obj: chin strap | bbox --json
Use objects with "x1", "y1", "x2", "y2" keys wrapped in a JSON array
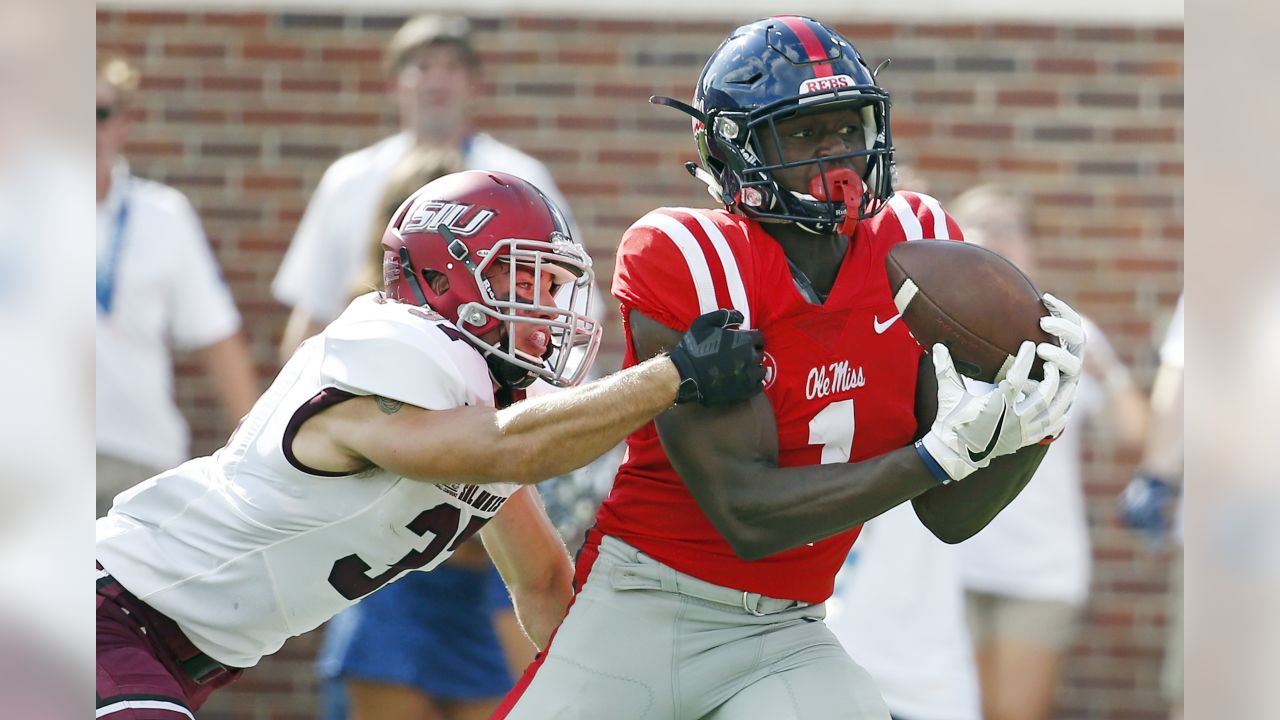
[
  {"x1": 684, "y1": 162, "x2": 726, "y2": 202},
  {"x1": 486, "y1": 350, "x2": 537, "y2": 391}
]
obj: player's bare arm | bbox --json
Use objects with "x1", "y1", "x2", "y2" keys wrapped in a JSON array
[
  {"x1": 292, "y1": 309, "x2": 765, "y2": 486},
  {"x1": 291, "y1": 354, "x2": 681, "y2": 484},
  {"x1": 632, "y1": 309, "x2": 940, "y2": 560},
  {"x1": 479, "y1": 486, "x2": 573, "y2": 650}
]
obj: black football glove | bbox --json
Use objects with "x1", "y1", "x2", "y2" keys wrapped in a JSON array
[{"x1": 667, "y1": 309, "x2": 766, "y2": 406}]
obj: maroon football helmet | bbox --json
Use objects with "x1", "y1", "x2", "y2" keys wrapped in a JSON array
[{"x1": 381, "y1": 170, "x2": 600, "y2": 389}]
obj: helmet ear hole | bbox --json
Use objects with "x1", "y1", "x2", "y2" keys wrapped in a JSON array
[{"x1": 424, "y1": 270, "x2": 450, "y2": 295}]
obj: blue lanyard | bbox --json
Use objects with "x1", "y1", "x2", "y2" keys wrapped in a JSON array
[{"x1": 97, "y1": 185, "x2": 130, "y2": 314}]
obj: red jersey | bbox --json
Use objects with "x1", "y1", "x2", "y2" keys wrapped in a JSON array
[{"x1": 594, "y1": 192, "x2": 964, "y2": 603}]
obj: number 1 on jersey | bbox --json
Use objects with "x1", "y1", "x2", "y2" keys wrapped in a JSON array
[{"x1": 808, "y1": 399, "x2": 855, "y2": 464}]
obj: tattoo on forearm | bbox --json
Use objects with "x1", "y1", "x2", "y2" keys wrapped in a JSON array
[{"x1": 376, "y1": 396, "x2": 404, "y2": 415}]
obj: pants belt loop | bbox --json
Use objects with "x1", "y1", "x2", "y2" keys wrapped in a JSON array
[
  {"x1": 742, "y1": 592, "x2": 767, "y2": 616},
  {"x1": 658, "y1": 561, "x2": 679, "y2": 594}
]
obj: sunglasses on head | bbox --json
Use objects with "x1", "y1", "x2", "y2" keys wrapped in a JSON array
[{"x1": 96, "y1": 105, "x2": 115, "y2": 123}]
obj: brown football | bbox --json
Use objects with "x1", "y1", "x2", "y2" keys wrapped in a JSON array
[{"x1": 886, "y1": 240, "x2": 1055, "y2": 384}]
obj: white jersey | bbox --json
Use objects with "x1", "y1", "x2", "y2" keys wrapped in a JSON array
[{"x1": 96, "y1": 294, "x2": 519, "y2": 668}]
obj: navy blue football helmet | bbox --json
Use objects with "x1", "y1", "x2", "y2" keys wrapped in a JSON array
[{"x1": 653, "y1": 16, "x2": 895, "y2": 235}]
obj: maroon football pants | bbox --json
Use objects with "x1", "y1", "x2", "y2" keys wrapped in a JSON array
[{"x1": 96, "y1": 567, "x2": 241, "y2": 718}]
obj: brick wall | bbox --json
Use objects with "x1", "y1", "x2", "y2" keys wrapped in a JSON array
[{"x1": 96, "y1": 10, "x2": 1182, "y2": 719}]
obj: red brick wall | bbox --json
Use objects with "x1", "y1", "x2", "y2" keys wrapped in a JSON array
[{"x1": 96, "y1": 10, "x2": 1182, "y2": 719}]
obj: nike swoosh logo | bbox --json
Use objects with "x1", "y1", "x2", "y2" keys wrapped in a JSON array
[
  {"x1": 873, "y1": 313, "x2": 902, "y2": 334},
  {"x1": 967, "y1": 404, "x2": 1007, "y2": 463}
]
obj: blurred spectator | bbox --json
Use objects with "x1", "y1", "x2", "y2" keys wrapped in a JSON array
[
  {"x1": 95, "y1": 55, "x2": 257, "y2": 517},
  {"x1": 1119, "y1": 293, "x2": 1184, "y2": 720},
  {"x1": 950, "y1": 184, "x2": 1148, "y2": 720},
  {"x1": 272, "y1": 14, "x2": 576, "y2": 361},
  {"x1": 827, "y1": 503, "x2": 981, "y2": 720},
  {"x1": 824, "y1": 167, "x2": 980, "y2": 720},
  {"x1": 319, "y1": 544, "x2": 532, "y2": 720}
]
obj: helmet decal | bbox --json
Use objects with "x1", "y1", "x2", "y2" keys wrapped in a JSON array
[
  {"x1": 774, "y1": 15, "x2": 838, "y2": 72},
  {"x1": 401, "y1": 200, "x2": 497, "y2": 237},
  {"x1": 798, "y1": 75, "x2": 856, "y2": 100}
]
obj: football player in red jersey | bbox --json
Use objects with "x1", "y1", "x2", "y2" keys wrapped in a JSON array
[{"x1": 495, "y1": 17, "x2": 1086, "y2": 719}]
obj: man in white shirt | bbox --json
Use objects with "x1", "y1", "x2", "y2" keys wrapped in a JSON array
[
  {"x1": 95, "y1": 55, "x2": 258, "y2": 517},
  {"x1": 273, "y1": 14, "x2": 576, "y2": 360}
]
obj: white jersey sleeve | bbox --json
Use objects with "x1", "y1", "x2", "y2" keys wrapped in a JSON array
[{"x1": 319, "y1": 305, "x2": 483, "y2": 411}]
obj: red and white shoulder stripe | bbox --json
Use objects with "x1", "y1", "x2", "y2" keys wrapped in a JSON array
[
  {"x1": 879, "y1": 191, "x2": 965, "y2": 242},
  {"x1": 629, "y1": 208, "x2": 755, "y2": 329}
]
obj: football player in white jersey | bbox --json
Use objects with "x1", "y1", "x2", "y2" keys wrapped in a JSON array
[{"x1": 95, "y1": 170, "x2": 766, "y2": 719}]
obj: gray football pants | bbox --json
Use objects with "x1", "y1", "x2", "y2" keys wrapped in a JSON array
[{"x1": 498, "y1": 534, "x2": 890, "y2": 719}]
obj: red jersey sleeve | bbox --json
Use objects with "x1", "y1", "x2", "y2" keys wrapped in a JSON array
[
  {"x1": 613, "y1": 208, "x2": 754, "y2": 332},
  {"x1": 878, "y1": 191, "x2": 966, "y2": 243}
]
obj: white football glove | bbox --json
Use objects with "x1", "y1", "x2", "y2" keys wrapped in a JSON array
[
  {"x1": 916, "y1": 342, "x2": 1033, "y2": 483},
  {"x1": 1034, "y1": 293, "x2": 1088, "y2": 440},
  {"x1": 990, "y1": 344, "x2": 1064, "y2": 457}
]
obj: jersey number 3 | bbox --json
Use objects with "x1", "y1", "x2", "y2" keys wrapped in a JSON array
[
  {"x1": 809, "y1": 399, "x2": 856, "y2": 464},
  {"x1": 328, "y1": 504, "x2": 488, "y2": 601}
]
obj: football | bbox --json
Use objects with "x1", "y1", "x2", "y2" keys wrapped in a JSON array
[{"x1": 886, "y1": 240, "x2": 1055, "y2": 384}]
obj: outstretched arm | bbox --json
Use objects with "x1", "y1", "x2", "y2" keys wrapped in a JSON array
[
  {"x1": 292, "y1": 309, "x2": 765, "y2": 486},
  {"x1": 299, "y1": 354, "x2": 683, "y2": 485}
]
